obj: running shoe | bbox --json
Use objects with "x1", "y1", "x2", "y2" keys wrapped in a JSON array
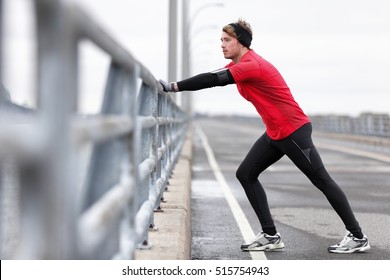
[
  {"x1": 241, "y1": 232, "x2": 285, "y2": 251},
  {"x1": 328, "y1": 231, "x2": 370, "y2": 253}
]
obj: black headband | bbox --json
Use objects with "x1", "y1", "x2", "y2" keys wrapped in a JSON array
[{"x1": 228, "y1": 23, "x2": 252, "y2": 48}]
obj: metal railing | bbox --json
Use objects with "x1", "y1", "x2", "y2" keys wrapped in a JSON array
[
  {"x1": 310, "y1": 113, "x2": 390, "y2": 138},
  {"x1": 215, "y1": 113, "x2": 390, "y2": 139},
  {"x1": 0, "y1": 0, "x2": 188, "y2": 259}
]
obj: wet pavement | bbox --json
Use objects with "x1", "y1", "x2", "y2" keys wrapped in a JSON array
[{"x1": 191, "y1": 116, "x2": 390, "y2": 260}]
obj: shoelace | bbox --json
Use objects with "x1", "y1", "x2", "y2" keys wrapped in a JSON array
[
  {"x1": 251, "y1": 232, "x2": 266, "y2": 242},
  {"x1": 338, "y1": 233, "x2": 353, "y2": 246}
]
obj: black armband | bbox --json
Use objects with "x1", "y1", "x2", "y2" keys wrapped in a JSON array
[
  {"x1": 211, "y1": 68, "x2": 231, "y2": 85},
  {"x1": 177, "y1": 68, "x2": 235, "y2": 91}
]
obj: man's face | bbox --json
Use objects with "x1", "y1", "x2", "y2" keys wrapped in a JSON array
[{"x1": 221, "y1": 32, "x2": 241, "y2": 60}]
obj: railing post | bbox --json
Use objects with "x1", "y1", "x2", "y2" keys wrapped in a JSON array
[
  {"x1": 166, "y1": 100, "x2": 173, "y2": 175},
  {"x1": 82, "y1": 63, "x2": 128, "y2": 211},
  {"x1": 117, "y1": 64, "x2": 139, "y2": 260},
  {"x1": 31, "y1": 0, "x2": 80, "y2": 259},
  {"x1": 136, "y1": 82, "x2": 158, "y2": 249},
  {"x1": 154, "y1": 93, "x2": 168, "y2": 212}
]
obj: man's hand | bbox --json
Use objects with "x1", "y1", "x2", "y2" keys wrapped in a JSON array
[{"x1": 159, "y1": 79, "x2": 173, "y2": 92}]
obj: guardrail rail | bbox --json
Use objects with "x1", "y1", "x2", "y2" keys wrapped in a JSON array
[{"x1": 311, "y1": 113, "x2": 390, "y2": 138}]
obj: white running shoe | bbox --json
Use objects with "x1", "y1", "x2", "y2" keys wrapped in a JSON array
[
  {"x1": 328, "y1": 231, "x2": 370, "y2": 254},
  {"x1": 241, "y1": 232, "x2": 285, "y2": 251}
]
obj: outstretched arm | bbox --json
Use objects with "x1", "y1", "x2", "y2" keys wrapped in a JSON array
[{"x1": 160, "y1": 68, "x2": 235, "y2": 92}]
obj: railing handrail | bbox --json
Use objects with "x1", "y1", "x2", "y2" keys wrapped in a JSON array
[{"x1": 310, "y1": 113, "x2": 390, "y2": 138}]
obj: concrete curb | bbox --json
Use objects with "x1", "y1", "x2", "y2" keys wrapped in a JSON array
[{"x1": 135, "y1": 132, "x2": 193, "y2": 260}]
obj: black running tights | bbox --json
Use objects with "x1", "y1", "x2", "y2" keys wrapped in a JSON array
[{"x1": 236, "y1": 123, "x2": 363, "y2": 238}]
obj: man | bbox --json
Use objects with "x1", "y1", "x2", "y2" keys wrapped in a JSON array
[{"x1": 160, "y1": 19, "x2": 370, "y2": 254}]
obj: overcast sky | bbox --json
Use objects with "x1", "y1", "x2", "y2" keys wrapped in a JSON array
[{"x1": 2, "y1": 0, "x2": 390, "y2": 116}]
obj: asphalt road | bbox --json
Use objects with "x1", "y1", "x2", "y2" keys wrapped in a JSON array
[{"x1": 191, "y1": 116, "x2": 390, "y2": 260}]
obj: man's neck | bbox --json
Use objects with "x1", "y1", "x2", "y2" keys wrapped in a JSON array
[{"x1": 233, "y1": 48, "x2": 250, "y2": 63}]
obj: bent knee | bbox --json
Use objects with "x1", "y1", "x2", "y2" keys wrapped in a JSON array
[
  {"x1": 236, "y1": 165, "x2": 258, "y2": 185},
  {"x1": 235, "y1": 166, "x2": 245, "y2": 182}
]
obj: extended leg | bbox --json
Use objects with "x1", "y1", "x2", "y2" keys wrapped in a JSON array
[{"x1": 278, "y1": 124, "x2": 363, "y2": 238}]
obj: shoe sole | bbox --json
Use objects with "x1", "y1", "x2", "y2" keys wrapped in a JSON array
[
  {"x1": 328, "y1": 244, "x2": 371, "y2": 254},
  {"x1": 241, "y1": 242, "x2": 285, "y2": 251}
]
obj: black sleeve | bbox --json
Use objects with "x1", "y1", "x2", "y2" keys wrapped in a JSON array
[{"x1": 176, "y1": 69, "x2": 235, "y2": 92}]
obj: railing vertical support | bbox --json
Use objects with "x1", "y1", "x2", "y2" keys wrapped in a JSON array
[
  {"x1": 82, "y1": 64, "x2": 127, "y2": 211},
  {"x1": 136, "y1": 82, "x2": 158, "y2": 248},
  {"x1": 33, "y1": 0, "x2": 79, "y2": 259},
  {"x1": 117, "y1": 64, "x2": 139, "y2": 260}
]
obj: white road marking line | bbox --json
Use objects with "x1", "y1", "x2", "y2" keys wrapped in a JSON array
[
  {"x1": 315, "y1": 142, "x2": 390, "y2": 164},
  {"x1": 196, "y1": 125, "x2": 266, "y2": 260}
]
